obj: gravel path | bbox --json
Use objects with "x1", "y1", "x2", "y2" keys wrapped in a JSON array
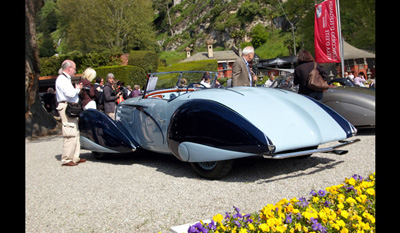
[{"x1": 25, "y1": 129, "x2": 375, "y2": 232}]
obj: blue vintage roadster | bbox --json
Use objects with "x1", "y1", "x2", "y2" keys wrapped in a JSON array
[{"x1": 79, "y1": 71, "x2": 359, "y2": 179}]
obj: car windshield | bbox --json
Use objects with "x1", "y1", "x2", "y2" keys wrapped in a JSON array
[
  {"x1": 143, "y1": 71, "x2": 219, "y2": 99},
  {"x1": 270, "y1": 75, "x2": 298, "y2": 92}
]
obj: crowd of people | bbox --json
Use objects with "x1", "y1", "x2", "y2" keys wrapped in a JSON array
[
  {"x1": 343, "y1": 71, "x2": 375, "y2": 88},
  {"x1": 50, "y1": 60, "x2": 145, "y2": 166},
  {"x1": 43, "y1": 68, "x2": 143, "y2": 120}
]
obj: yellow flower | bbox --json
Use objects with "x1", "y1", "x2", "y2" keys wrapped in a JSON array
[
  {"x1": 319, "y1": 210, "x2": 328, "y2": 223},
  {"x1": 261, "y1": 204, "x2": 275, "y2": 219},
  {"x1": 346, "y1": 177, "x2": 356, "y2": 186},
  {"x1": 332, "y1": 223, "x2": 340, "y2": 231},
  {"x1": 341, "y1": 210, "x2": 349, "y2": 219},
  {"x1": 362, "y1": 212, "x2": 375, "y2": 223},
  {"x1": 337, "y1": 203, "x2": 344, "y2": 209},
  {"x1": 362, "y1": 222, "x2": 371, "y2": 230},
  {"x1": 267, "y1": 218, "x2": 276, "y2": 227},
  {"x1": 239, "y1": 228, "x2": 247, "y2": 233},
  {"x1": 312, "y1": 196, "x2": 319, "y2": 203},
  {"x1": 277, "y1": 198, "x2": 289, "y2": 206},
  {"x1": 356, "y1": 194, "x2": 367, "y2": 203},
  {"x1": 285, "y1": 204, "x2": 294, "y2": 213},
  {"x1": 336, "y1": 219, "x2": 346, "y2": 227},
  {"x1": 290, "y1": 197, "x2": 298, "y2": 204},
  {"x1": 295, "y1": 223, "x2": 302, "y2": 231},
  {"x1": 303, "y1": 225, "x2": 309, "y2": 232},
  {"x1": 213, "y1": 214, "x2": 223, "y2": 223},
  {"x1": 303, "y1": 207, "x2": 318, "y2": 220},
  {"x1": 338, "y1": 194, "x2": 345, "y2": 203},
  {"x1": 346, "y1": 197, "x2": 357, "y2": 205},
  {"x1": 259, "y1": 223, "x2": 269, "y2": 232},
  {"x1": 276, "y1": 225, "x2": 287, "y2": 233},
  {"x1": 340, "y1": 227, "x2": 349, "y2": 233},
  {"x1": 366, "y1": 188, "x2": 375, "y2": 196},
  {"x1": 369, "y1": 174, "x2": 374, "y2": 180},
  {"x1": 248, "y1": 223, "x2": 255, "y2": 231}
]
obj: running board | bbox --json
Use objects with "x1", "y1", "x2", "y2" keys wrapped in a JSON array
[{"x1": 263, "y1": 139, "x2": 360, "y2": 159}]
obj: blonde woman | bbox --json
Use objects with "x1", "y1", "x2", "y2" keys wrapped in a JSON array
[{"x1": 79, "y1": 67, "x2": 97, "y2": 110}]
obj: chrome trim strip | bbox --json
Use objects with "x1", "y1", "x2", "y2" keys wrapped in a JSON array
[{"x1": 263, "y1": 139, "x2": 360, "y2": 159}]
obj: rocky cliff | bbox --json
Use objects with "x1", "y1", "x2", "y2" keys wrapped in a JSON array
[{"x1": 154, "y1": 0, "x2": 276, "y2": 51}]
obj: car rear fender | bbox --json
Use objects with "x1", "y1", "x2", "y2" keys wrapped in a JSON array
[{"x1": 167, "y1": 99, "x2": 275, "y2": 161}]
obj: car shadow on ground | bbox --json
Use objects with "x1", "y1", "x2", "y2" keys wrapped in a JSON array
[
  {"x1": 54, "y1": 128, "x2": 373, "y2": 182},
  {"x1": 225, "y1": 156, "x2": 343, "y2": 183},
  {"x1": 55, "y1": 148, "x2": 347, "y2": 183}
]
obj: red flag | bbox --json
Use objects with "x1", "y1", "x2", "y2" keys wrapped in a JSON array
[{"x1": 314, "y1": 0, "x2": 341, "y2": 63}]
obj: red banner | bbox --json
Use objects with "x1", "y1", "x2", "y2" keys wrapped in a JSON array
[{"x1": 314, "y1": 0, "x2": 341, "y2": 63}]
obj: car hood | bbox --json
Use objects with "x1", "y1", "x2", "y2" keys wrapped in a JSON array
[{"x1": 184, "y1": 87, "x2": 354, "y2": 152}]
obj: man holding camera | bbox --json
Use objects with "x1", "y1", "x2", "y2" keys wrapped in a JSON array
[
  {"x1": 55, "y1": 60, "x2": 85, "y2": 166},
  {"x1": 103, "y1": 73, "x2": 122, "y2": 120}
]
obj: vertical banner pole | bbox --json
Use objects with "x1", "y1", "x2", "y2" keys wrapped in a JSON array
[{"x1": 336, "y1": 0, "x2": 345, "y2": 78}]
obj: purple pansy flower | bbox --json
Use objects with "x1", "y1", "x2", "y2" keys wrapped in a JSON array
[
  {"x1": 310, "y1": 190, "x2": 317, "y2": 196},
  {"x1": 285, "y1": 214, "x2": 293, "y2": 224},
  {"x1": 318, "y1": 189, "x2": 326, "y2": 197}
]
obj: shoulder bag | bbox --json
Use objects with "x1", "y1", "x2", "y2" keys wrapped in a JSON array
[
  {"x1": 66, "y1": 102, "x2": 83, "y2": 117},
  {"x1": 308, "y1": 62, "x2": 329, "y2": 92}
]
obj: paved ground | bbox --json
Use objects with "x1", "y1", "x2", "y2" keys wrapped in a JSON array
[{"x1": 25, "y1": 129, "x2": 375, "y2": 232}]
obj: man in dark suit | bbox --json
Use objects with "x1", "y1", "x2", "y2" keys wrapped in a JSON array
[{"x1": 232, "y1": 46, "x2": 258, "y2": 87}]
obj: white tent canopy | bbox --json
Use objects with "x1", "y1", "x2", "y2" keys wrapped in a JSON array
[{"x1": 343, "y1": 40, "x2": 375, "y2": 60}]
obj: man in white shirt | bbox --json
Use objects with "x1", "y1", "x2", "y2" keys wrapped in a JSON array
[{"x1": 55, "y1": 60, "x2": 86, "y2": 166}]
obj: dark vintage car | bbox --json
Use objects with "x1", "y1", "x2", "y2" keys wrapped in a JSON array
[
  {"x1": 269, "y1": 75, "x2": 375, "y2": 128},
  {"x1": 79, "y1": 71, "x2": 359, "y2": 179}
]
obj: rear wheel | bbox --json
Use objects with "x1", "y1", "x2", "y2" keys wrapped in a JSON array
[{"x1": 190, "y1": 160, "x2": 234, "y2": 180}]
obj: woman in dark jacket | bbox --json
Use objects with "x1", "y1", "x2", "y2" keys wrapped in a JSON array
[
  {"x1": 294, "y1": 50, "x2": 329, "y2": 101},
  {"x1": 79, "y1": 68, "x2": 97, "y2": 109}
]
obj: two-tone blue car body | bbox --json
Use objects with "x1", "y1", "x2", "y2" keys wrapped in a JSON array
[{"x1": 79, "y1": 71, "x2": 359, "y2": 179}]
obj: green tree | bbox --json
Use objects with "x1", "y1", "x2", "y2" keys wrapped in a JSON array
[
  {"x1": 237, "y1": 0, "x2": 261, "y2": 22},
  {"x1": 251, "y1": 24, "x2": 269, "y2": 48},
  {"x1": 57, "y1": 0, "x2": 156, "y2": 54},
  {"x1": 340, "y1": 0, "x2": 375, "y2": 51}
]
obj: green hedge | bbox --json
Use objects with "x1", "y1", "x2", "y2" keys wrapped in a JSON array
[
  {"x1": 157, "y1": 59, "x2": 218, "y2": 72},
  {"x1": 39, "y1": 52, "x2": 122, "y2": 76},
  {"x1": 94, "y1": 65, "x2": 147, "y2": 88},
  {"x1": 128, "y1": 50, "x2": 159, "y2": 73}
]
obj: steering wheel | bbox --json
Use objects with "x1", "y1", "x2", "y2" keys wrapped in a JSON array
[{"x1": 186, "y1": 82, "x2": 207, "y2": 93}]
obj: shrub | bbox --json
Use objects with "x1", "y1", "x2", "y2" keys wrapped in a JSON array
[
  {"x1": 39, "y1": 52, "x2": 122, "y2": 76},
  {"x1": 95, "y1": 65, "x2": 147, "y2": 88},
  {"x1": 128, "y1": 50, "x2": 159, "y2": 73},
  {"x1": 157, "y1": 59, "x2": 218, "y2": 73}
]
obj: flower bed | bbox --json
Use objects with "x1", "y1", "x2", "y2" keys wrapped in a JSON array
[{"x1": 188, "y1": 173, "x2": 375, "y2": 233}]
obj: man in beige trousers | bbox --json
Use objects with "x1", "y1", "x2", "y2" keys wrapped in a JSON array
[{"x1": 55, "y1": 60, "x2": 86, "y2": 166}]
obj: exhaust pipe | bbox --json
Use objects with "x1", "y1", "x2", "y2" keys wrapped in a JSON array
[{"x1": 329, "y1": 150, "x2": 348, "y2": 155}]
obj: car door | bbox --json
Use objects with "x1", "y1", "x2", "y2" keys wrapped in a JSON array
[{"x1": 117, "y1": 98, "x2": 169, "y2": 154}]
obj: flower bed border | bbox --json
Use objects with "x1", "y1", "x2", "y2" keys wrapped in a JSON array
[{"x1": 172, "y1": 173, "x2": 375, "y2": 233}]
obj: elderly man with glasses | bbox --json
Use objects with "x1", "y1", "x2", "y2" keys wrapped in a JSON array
[{"x1": 55, "y1": 60, "x2": 86, "y2": 166}]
